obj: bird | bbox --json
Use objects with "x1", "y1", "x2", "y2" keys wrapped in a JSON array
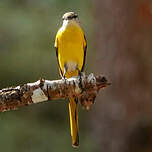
[{"x1": 54, "y1": 12, "x2": 87, "y2": 147}]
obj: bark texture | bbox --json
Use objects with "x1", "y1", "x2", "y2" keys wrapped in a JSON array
[{"x1": 0, "y1": 73, "x2": 109, "y2": 112}]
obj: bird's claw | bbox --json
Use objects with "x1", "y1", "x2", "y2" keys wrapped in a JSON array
[{"x1": 62, "y1": 76, "x2": 67, "y2": 83}]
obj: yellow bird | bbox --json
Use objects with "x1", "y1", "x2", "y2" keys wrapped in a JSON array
[{"x1": 54, "y1": 12, "x2": 87, "y2": 147}]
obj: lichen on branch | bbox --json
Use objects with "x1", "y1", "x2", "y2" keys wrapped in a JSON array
[{"x1": 0, "y1": 73, "x2": 110, "y2": 112}]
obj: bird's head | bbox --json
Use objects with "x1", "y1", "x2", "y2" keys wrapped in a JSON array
[{"x1": 62, "y1": 12, "x2": 79, "y2": 25}]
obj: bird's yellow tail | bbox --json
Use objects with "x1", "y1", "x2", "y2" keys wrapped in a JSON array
[{"x1": 69, "y1": 97, "x2": 79, "y2": 147}]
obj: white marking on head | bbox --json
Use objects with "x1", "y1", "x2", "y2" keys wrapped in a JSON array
[{"x1": 62, "y1": 18, "x2": 80, "y2": 28}]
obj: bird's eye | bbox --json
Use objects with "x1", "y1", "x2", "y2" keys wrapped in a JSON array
[
  {"x1": 67, "y1": 16, "x2": 72, "y2": 20},
  {"x1": 73, "y1": 15, "x2": 78, "y2": 18}
]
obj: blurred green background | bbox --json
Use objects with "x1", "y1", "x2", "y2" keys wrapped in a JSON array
[
  {"x1": 0, "y1": 0, "x2": 94, "y2": 151},
  {"x1": 1, "y1": 0, "x2": 152, "y2": 152}
]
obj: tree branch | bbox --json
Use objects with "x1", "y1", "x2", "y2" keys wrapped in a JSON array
[{"x1": 0, "y1": 73, "x2": 110, "y2": 112}]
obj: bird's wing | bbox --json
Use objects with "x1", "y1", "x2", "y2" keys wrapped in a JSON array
[
  {"x1": 54, "y1": 36, "x2": 63, "y2": 76},
  {"x1": 81, "y1": 35, "x2": 87, "y2": 72}
]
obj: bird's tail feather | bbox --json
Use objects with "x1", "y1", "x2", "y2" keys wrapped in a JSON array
[{"x1": 68, "y1": 97, "x2": 79, "y2": 147}]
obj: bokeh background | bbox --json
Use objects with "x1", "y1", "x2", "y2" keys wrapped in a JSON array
[{"x1": 0, "y1": 0, "x2": 152, "y2": 152}]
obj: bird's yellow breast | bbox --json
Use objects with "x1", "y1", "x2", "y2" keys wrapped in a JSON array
[{"x1": 55, "y1": 21, "x2": 86, "y2": 78}]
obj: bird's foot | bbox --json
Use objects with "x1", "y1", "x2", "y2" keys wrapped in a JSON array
[
  {"x1": 78, "y1": 70, "x2": 84, "y2": 89},
  {"x1": 61, "y1": 76, "x2": 67, "y2": 84}
]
